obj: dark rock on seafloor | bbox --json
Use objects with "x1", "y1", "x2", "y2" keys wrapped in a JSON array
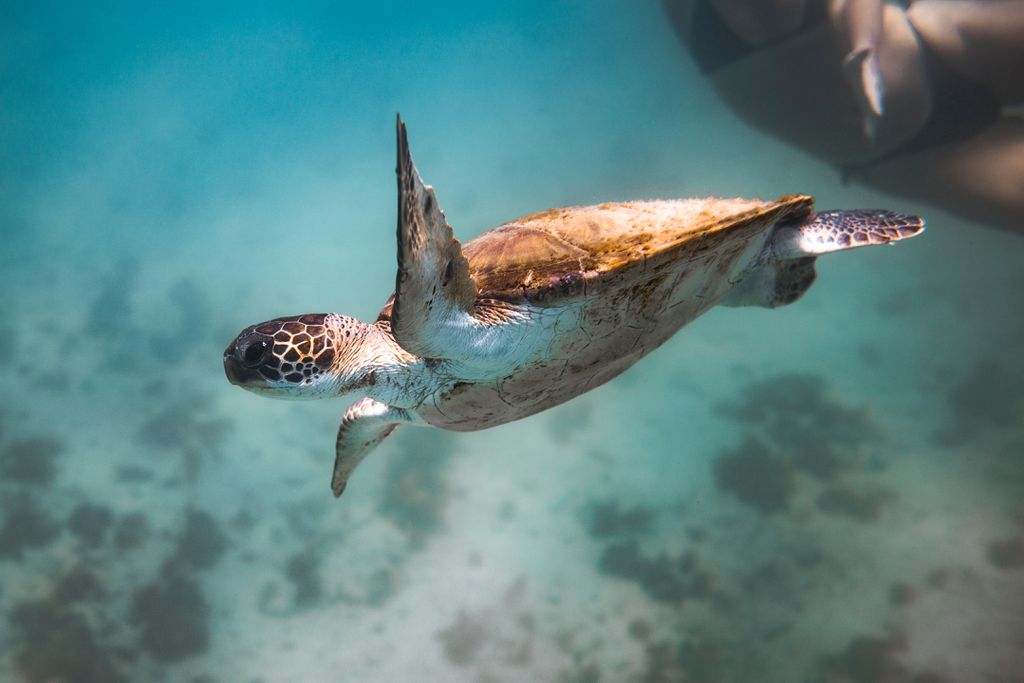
[
  {"x1": 67, "y1": 502, "x2": 115, "y2": 546},
  {"x1": 713, "y1": 436, "x2": 795, "y2": 515},
  {"x1": 131, "y1": 564, "x2": 211, "y2": 662},
  {"x1": 987, "y1": 536, "x2": 1024, "y2": 570},
  {"x1": 113, "y1": 512, "x2": 150, "y2": 550},
  {"x1": 285, "y1": 548, "x2": 324, "y2": 608},
  {"x1": 598, "y1": 541, "x2": 714, "y2": 604},
  {"x1": 54, "y1": 563, "x2": 108, "y2": 604},
  {"x1": 174, "y1": 508, "x2": 228, "y2": 571},
  {"x1": 0, "y1": 493, "x2": 61, "y2": 560},
  {"x1": 0, "y1": 436, "x2": 64, "y2": 487},
  {"x1": 586, "y1": 499, "x2": 653, "y2": 539},
  {"x1": 10, "y1": 598, "x2": 126, "y2": 683}
]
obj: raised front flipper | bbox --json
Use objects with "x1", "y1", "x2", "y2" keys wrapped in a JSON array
[
  {"x1": 332, "y1": 397, "x2": 421, "y2": 498},
  {"x1": 391, "y1": 115, "x2": 478, "y2": 359}
]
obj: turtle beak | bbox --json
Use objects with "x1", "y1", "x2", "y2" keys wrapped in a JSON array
[
  {"x1": 223, "y1": 346, "x2": 243, "y2": 385},
  {"x1": 223, "y1": 343, "x2": 260, "y2": 387}
]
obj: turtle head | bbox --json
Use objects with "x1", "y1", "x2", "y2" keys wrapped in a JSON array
[{"x1": 224, "y1": 313, "x2": 346, "y2": 399}]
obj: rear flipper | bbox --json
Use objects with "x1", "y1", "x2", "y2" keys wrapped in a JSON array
[
  {"x1": 723, "y1": 209, "x2": 924, "y2": 309},
  {"x1": 773, "y1": 210, "x2": 925, "y2": 259}
]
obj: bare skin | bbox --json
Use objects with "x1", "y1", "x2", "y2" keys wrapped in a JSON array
[
  {"x1": 664, "y1": 0, "x2": 930, "y2": 164},
  {"x1": 831, "y1": 0, "x2": 886, "y2": 137},
  {"x1": 859, "y1": 117, "x2": 1024, "y2": 229},
  {"x1": 662, "y1": 0, "x2": 1024, "y2": 233},
  {"x1": 710, "y1": 0, "x2": 808, "y2": 44},
  {"x1": 908, "y1": 0, "x2": 1024, "y2": 104}
]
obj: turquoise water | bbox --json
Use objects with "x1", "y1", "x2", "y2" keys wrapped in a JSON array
[{"x1": 2, "y1": 2, "x2": 1022, "y2": 681}]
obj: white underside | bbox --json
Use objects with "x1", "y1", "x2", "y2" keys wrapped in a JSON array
[{"x1": 437, "y1": 302, "x2": 585, "y2": 381}]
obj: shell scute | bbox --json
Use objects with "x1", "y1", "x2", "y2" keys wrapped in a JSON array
[{"x1": 461, "y1": 195, "x2": 814, "y2": 303}]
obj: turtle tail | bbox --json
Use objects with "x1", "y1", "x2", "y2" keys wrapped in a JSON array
[{"x1": 772, "y1": 210, "x2": 926, "y2": 259}]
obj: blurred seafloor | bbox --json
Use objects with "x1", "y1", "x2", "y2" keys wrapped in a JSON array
[{"x1": 1, "y1": 1, "x2": 1022, "y2": 682}]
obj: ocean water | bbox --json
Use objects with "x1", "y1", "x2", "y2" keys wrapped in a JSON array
[{"x1": 1, "y1": 2, "x2": 1022, "y2": 682}]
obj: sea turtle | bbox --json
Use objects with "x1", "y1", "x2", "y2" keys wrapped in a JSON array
[{"x1": 224, "y1": 116, "x2": 924, "y2": 498}]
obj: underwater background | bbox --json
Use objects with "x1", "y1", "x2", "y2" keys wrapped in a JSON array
[{"x1": 1, "y1": 1, "x2": 1022, "y2": 681}]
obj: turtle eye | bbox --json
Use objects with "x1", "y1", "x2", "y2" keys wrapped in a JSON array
[{"x1": 241, "y1": 340, "x2": 269, "y2": 367}]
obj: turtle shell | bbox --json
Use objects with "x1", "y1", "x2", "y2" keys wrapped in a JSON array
[{"x1": 460, "y1": 194, "x2": 814, "y2": 304}]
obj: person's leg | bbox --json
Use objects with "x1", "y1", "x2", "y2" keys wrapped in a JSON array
[
  {"x1": 860, "y1": 117, "x2": 1024, "y2": 233},
  {"x1": 908, "y1": 0, "x2": 1024, "y2": 105}
]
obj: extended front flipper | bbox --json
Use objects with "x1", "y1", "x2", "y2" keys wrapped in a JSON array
[
  {"x1": 391, "y1": 115, "x2": 479, "y2": 359},
  {"x1": 331, "y1": 397, "x2": 421, "y2": 498}
]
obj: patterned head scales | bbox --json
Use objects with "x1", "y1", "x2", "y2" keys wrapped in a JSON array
[{"x1": 224, "y1": 313, "x2": 342, "y2": 397}]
